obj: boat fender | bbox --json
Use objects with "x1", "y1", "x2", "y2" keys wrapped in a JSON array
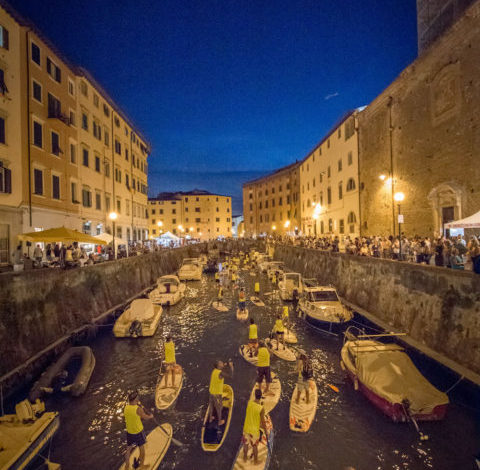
[
  {"x1": 129, "y1": 320, "x2": 142, "y2": 337},
  {"x1": 354, "y1": 377, "x2": 359, "y2": 391}
]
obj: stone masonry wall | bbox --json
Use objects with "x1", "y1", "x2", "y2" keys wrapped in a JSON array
[{"x1": 274, "y1": 245, "x2": 480, "y2": 375}]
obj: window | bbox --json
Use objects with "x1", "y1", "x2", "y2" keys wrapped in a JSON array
[
  {"x1": 31, "y1": 42, "x2": 40, "y2": 65},
  {"x1": 195, "y1": 207, "x2": 200, "y2": 212},
  {"x1": 346, "y1": 178, "x2": 356, "y2": 191},
  {"x1": 327, "y1": 187, "x2": 332, "y2": 204},
  {"x1": 82, "y1": 148, "x2": 89, "y2": 167},
  {"x1": 93, "y1": 94, "x2": 99, "y2": 107},
  {"x1": 95, "y1": 155, "x2": 101, "y2": 172},
  {"x1": 103, "y1": 129, "x2": 109, "y2": 146},
  {"x1": 47, "y1": 93, "x2": 61, "y2": 118},
  {"x1": 34, "y1": 168, "x2": 43, "y2": 195},
  {"x1": 348, "y1": 212, "x2": 356, "y2": 233},
  {"x1": 328, "y1": 218, "x2": 333, "y2": 232},
  {"x1": 339, "y1": 219, "x2": 345, "y2": 234},
  {"x1": 159, "y1": 209, "x2": 163, "y2": 215},
  {"x1": 114, "y1": 140, "x2": 121, "y2": 154},
  {"x1": 68, "y1": 79, "x2": 75, "y2": 96},
  {"x1": 0, "y1": 116, "x2": 5, "y2": 144},
  {"x1": 104, "y1": 161, "x2": 110, "y2": 178},
  {"x1": 114, "y1": 116, "x2": 120, "y2": 127},
  {"x1": 338, "y1": 159, "x2": 342, "y2": 172},
  {"x1": 115, "y1": 168, "x2": 121, "y2": 183},
  {"x1": 69, "y1": 110, "x2": 75, "y2": 126},
  {"x1": 46, "y1": 57, "x2": 61, "y2": 82},
  {"x1": 125, "y1": 149, "x2": 128, "y2": 161},
  {"x1": 103, "y1": 104, "x2": 110, "y2": 117},
  {"x1": 338, "y1": 182, "x2": 343, "y2": 200},
  {"x1": 172, "y1": 218, "x2": 176, "y2": 224},
  {"x1": 32, "y1": 80, "x2": 42, "y2": 102},
  {"x1": 71, "y1": 182, "x2": 77, "y2": 203},
  {"x1": 116, "y1": 198, "x2": 121, "y2": 213},
  {"x1": 105, "y1": 194, "x2": 111, "y2": 212},
  {"x1": 95, "y1": 192, "x2": 101, "y2": 210},
  {"x1": 0, "y1": 163, "x2": 11, "y2": 193},
  {"x1": 327, "y1": 139, "x2": 330, "y2": 148},
  {"x1": 51, "y1": 131, "x2": 60, "y2": 156},
  {"x1": 172, "y1": 208, "x2": 176, "y2": 214},
  {"x1": 52, "y1": 175, "x2": 60, "y2": 199},
  {"x1": 345, "y1": 118, "x2": 355, "y2": 140},
  {"x1": 125, "y1": 174, "x2": 129, "y2": 188},
  {"x1": 216, "y1": 217, "x2": 220, "y2": 222},
  {"x1": 80, "y1": 81, "x2": 88, "y2": 97},
  {"x1": 348, "y1": 151, "x2": 353, "y2": 165},
  {"x1": 319, "y1": 173, "x2": 323, "y2": 183},
  {"x1": 81, "y1": 113, "x2": 88, "y2": 131},
  {"x1": 327, "y1": 166, "x2": 331, "y2": 178},
  {"x1": 320, "y1": 220, "x2": 324, "y2": 234},
  {"x1": 338, "y1": 127, "x2": 341, "y2": 138},
  {"x1": 82, "y1": 188, "x2": 92, "y2": 207},
  {"x1": 93, "y1": 121, "x2": 101, "y2": 140},
  {"x1": 33, "y1": 121, "x2": 42, "y2": 147},
  {"x1": 195, "y1": 218, "x2": 201, "y2": 223},
  {"x1": 70, "y1": 143, "x2": 76, "y2": 164}
]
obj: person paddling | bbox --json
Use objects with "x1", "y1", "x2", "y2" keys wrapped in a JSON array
[
  {"x1": 256, "y1": 341, "x2": 274, "y2": 396},
  {"x1": 242, "y1": 388, "x2": 268, "y2": 465},
  {"x1": 273, "y1": 314, "x2": 285, "y2": 350},
  {"x1": 163, "y1": 336, "x2": 177, "y2": 388},
  {"x1": 295, "y1": 350, "x2": 313, "y2": 405},
  {"x1": 217, "y1": 285, "x2": 224, "y2": 304},
  {"x1": 238, "y1": 287, "x2": 246, "y2": 311},
  {"x1": 282, "y1": 305, "x2": 290, "y2": 330},
  {"x1": 248, "y1": 318, "x2": 258, "y2": 356},
  {"x1": 254, "y1": 282, "x2": 260, "y2": 297},
  {"x1": 208, "y1": 360, "x2": 234, "y2": 425},
  {"x1": 124, "y1": 390, "x2": 153, "y2": 470}
]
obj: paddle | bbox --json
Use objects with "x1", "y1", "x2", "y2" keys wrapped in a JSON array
[{"x1": 140, "y1": 404, "x2": 184, "y2": 447}]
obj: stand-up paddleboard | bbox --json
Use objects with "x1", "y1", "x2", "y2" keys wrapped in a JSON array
[
  {"x1": 118, "y1": 424, "x2": 172, "y2": 470},
  {"x1": 212, "y1": 301, "x2": 229, "y2": 312},
  {"x1": 155, "y1": 365, "x2": 184, "y2": 410},
  {"x1": 201, "y1": 384, "x2": 234, "y2": 452},
  {"x1": 236, "y1": 308, "x2": 249, "y2": 321},
  {"x1": 249, "y1": 271, "x2": 256, "y2": 276},
  {"x1": 265, "y1": 338, "x2": 296, "y2": 362},
  {"x1": 230, "y1": 414, "x2": 274, "y2": 470},
  {"x1": 250, "y1": 372, "x2": 281, "y2": 414},
  {"x1": 284, "y1": 328, "x2": 298, "y2": 344},
  {"x1": 289, "y1": 380, "x2": 318, "y2": 432},
  {"x1": 239, "y1": 344, "x2": 258, "y2": 365},
  {"x1": 250, "y1": 296, "x2": 265, "y2": 307}
]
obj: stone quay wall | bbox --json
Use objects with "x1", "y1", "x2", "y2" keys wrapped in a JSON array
[
  {"x1": 273, "y1": 245, "x2": 480, "y2": 376},
  {"x1": 0, "y1": 239, "x2": 262, "y2": 389}
]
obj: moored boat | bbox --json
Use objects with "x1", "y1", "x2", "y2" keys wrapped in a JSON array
[
  {"x1": 340, "y1": 328, "x2": 449, "y2": 422},
  {"x1": 149, "y1": 275, "x2": 186, "y2": 306},
  {"x1": 278, "y1": 272, "x2": 303, "y2": 301},
  {"x1": 113, "y1": 298, "x2": 162, "y2": 337},
  {"x1": 178, "y1": 258, "x2": 202, "y2": 281}
]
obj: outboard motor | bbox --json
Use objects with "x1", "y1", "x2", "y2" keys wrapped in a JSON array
[{"x1": 129, "y1": 320, "x2": 142, "y2": 338}]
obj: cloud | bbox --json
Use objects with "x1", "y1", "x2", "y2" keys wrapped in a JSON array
[{"x1": 324, "y1": 92, "x2": 339, "y2": 101}]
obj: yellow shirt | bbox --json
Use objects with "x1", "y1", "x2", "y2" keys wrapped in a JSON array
[
  {"x1": 124, "y1": 404, "x2": 143, "y2": 434},
  {"x1": 239, "y1": 291, "x2": 246, "y2": 302},
  {"x1": 257, "y1": 347, "x2": 270, "y2": 367},
  {"x1": 249, "y1": 324, "x2": 258, "y2": 340},
  {"x1": 283, "y1": 306, "x2": 289, "y2": 318},
  {"x1": 164, "y1": 341, "x2": 175, "y2": 364},
  {"x1": 274, "y1": 319, "x2": 284, "y2": 333},
  {"x1": 243, "y1": 400, "x2": 263, "y2": 439},
  {"x1": 209, "y1": 368, "x2": 224, "y2": 395},
  {"x1": 254, "y1": 282, "x2": 260, "y2": 293}
]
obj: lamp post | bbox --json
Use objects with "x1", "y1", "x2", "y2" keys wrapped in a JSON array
[
  {"x1": 394, "y1": 192, "x2": 405, "y2": 260},
  {"x1": 109, "y1": 211, "x2": 118, "y2": 259}
]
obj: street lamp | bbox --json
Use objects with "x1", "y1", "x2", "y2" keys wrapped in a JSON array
[
  {"x1": 284, "y1": 220, "x2": 290, "y2": 229},
  {"x1": 109, "y1": 211, "x2": 118, "y2": 259},
  {"x1": 394, "y1": 192, "x2": 405, "y2": 260},
  {"x1": 157, "y1": 220, "x2": 163, "y2": 228},
  {"x1": 272, "y1": 225, "x2": 277, "y2": 231}
]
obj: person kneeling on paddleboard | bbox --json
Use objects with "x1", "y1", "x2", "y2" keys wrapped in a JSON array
[
  {"x1": 273, "y1": 314, "x2": 285, "y2": 350},
  {"x1": 208, "y1": 360, "x2": 234, "y2": 426},
  {"x1": 242, "y1": 388, "x2": 268, "y2": 465},
  {"x1": 124, "y1": 390, "x2": 153, "y2": 470},
  {"x1": 248, "y1": 318, "x2": 258, "y2": 357},
  {"x1": 256, "y1": 341, "x2": 274, "y2": 397},
  {"x1": 296, "y1": 350, "x2": 313, "y2": 405},
  {"x1": 163, "y1": 336, "x2": 177, "y2": 388}
]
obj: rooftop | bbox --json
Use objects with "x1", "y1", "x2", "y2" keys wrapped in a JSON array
[{"x1": 148, "y1": 189, "x2": 232, "y2": 201}]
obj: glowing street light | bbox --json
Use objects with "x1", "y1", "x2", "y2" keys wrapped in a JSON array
[
  {"x1": 157, "y1": 220, "x2": 163, "y2": 227},
  {"x1": 394, "y1": 192, "x2": 405, "y2": 202},
  {"x1": 284, "y1": 220, "x2": 291, "y2": 228},
  {"x1": 272, "y1": 225, "x2": 277, "y2": 231}
]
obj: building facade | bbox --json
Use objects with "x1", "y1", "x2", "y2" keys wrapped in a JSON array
[
  {"x1": 243, "y1": 162, "x2": 301, "y2": 237},
  {"x1": 148, "y1": 190, "x2": 232, "y2": 241},
  {"x1": 299, "y1": 111, "x2": 360, "y2": 238},
  {"x1": 0, "y1": 3, "x2": 151, "y2": 264},
  {"x1": 359, "y1": 0, "x2": 480, "y2": 237}
]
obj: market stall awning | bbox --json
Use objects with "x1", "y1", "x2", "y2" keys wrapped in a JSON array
[
  {"x1": 159, "y1": 231, "x2": 180, "y2": 240},
  {"x1": 93, "y1": 232, "x2": 129, "y2": 246},
  {"x1": 18, "y1": 227, "x2": 107, "y2": 244},
  {"x1": 444, "y1": 210, "x2": 480, "y2": 229}
]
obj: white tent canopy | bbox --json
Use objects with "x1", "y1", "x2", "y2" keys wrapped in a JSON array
[
  {"x1": 159, "y1": 231, "x2": 180, "y2": 240},
  {"x1": 94, "y1": 232, "x2": 129, "y2": 245},
  {"x1": 444, "y1": 210, "x2": 480, "y2": 229}
]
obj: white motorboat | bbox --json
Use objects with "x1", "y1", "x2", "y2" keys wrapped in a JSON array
[
  {"x1": 257, "y1": 256, "x2": 273, "y2": 272},
  {"x1": 178, "y1": 258, "x2": 202, "y2": 281},
  {"x1": 299, "y1": 280, "x2": 353, "y2": 335},
  {"x1": 266, "y1": 262, "x2": 285, "y2": 280},
  {"x1": 149, "y1": 275, "x2": 186, "y2": 306},
  {"x1": 278, "y1": 272, "x2": 303, "y2": 300},
  {"x1": 0, "y1": 399, "x2": 60, "y2": 470},
  {"x1": 113, "y1": 298, "x2": 162, "y2": 337}
]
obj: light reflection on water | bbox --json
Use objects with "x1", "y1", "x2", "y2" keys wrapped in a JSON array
[{"x1": 16, "y1": 268, "x2": 479, "y2": 470}]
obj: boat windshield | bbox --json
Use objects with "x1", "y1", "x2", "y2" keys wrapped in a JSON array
[{"x1": 310, "y1": 291, "x2": 338, "y2": 302}]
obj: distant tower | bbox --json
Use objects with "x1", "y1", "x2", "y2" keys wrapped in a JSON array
[{"x1": 417, "y1": 0, "x2": 476, "y2": 54}]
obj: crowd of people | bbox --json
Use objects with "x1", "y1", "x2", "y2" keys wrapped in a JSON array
[{"x1": 271, "y1": 233, "x2": 480, "y2": 273}]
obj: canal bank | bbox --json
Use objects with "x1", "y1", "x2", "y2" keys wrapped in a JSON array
[{"x1": 272, "y1": 244, "x2": 480, "y2": 383}]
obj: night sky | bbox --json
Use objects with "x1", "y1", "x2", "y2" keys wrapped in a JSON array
[{"x1": 10, "y1": 0, "x2": 418, "y2": 213}]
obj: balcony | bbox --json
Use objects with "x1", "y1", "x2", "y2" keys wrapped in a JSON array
[{"x1": 48, "y1": 109, "x2": 70, "y2": 125}]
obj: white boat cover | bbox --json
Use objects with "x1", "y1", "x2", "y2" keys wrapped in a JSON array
[
  {"x1": 348, "y1": 341, "x2": 449, "y2": 414},
  {"x1": 123, "y1": 299, "x2": 156, "y2": 322}
]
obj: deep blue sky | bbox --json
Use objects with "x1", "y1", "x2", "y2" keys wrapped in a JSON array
[{"x1": 10, "y1": 0, "x2": 417, "y2": 212}]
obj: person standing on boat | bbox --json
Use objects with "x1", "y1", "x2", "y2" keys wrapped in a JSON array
[
  {"x1": 238, "y1": 287, "x2": 246, "y2": 311},
  {"x1": 208, "y1": 360, "x2": 234, "y2": 425},
  {"x1": 242, "y1": 388, "x2": 267, "y2": 465},
  {"x1": 124, "y1": 391, "x2": 153, "y2": 470},
  {"x1": 163, "y1": 336, "x2": 177, "y2": 388},
  {"x1": 295, "y1": 351, "x2": 313, "y2": 405},
  {"x1": 256, "y1": 341, "x2": 274, "y2": 396},
  {"x1": 248, "y1": 318, "x2": 258, "y2": 356},
  {"x1": 273, "y1": 314, "x2": 285, "y2": 350}
]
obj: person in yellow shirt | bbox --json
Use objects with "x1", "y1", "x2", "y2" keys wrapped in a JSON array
[
  {"x1": 256, "y1": 341, "x2": 274, "y2": 396},
  {"x1": 273, "y1": 314, "x2": 285, "y2": 350},
  {"x1": 163, "y1": 336, "x2": 177, "y2": 388},
  {"x1": 238, "y1": 287, "x2": 246, "y2": 311},
  {"x1": 124, "y1": 390, "x2": 153, "y2": 470},
  {"x1": 242, "y1": 388, "x2": 267, "y2": 465},
  {"x1": 215, "y1": 271, "x2": 220, "y2": 283},
  {"x1": 208, "y1": 360, "x2": 234, "y2": 425},
  {"x1": 248, "y1": 318, "x2": 258, "y2": 356},
  {"x1": 282, "y1": 305, "x2": 290, "y2": 330}
]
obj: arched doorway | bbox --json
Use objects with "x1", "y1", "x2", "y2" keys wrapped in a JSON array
[{"x1": 427, "y1": 182, "x2": 463, "y2": 236}]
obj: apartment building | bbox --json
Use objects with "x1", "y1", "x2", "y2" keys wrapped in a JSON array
[
  {"x1": 243, "y1": 162, "x2": 301, "y2": 237},
  {"x1": 148, "y1": 190, "x2": 232, "y2": 241},
  {"x1": 0, "y1": 2, "x2": 151, "y2": 264},
  {"x1": 300, "y1": 111, "x2": 360, "y2": 238}
]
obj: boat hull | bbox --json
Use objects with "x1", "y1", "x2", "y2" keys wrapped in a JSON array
[{"x1": 303, "y1": 311, "x2": 350, "y2": 335}]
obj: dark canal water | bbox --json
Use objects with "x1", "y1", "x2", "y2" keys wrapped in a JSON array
[{"x1": 12, "y1": 267, "x2": 480, "y2": 469}]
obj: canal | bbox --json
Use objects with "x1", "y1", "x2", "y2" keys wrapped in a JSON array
[{"x1": 13, "y1": 264, "x2": 480, "y2": 469}]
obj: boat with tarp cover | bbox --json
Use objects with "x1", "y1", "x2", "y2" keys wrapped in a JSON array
[{"x1": 340, "y1": 328, "x2": 449, "y2": 422}]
